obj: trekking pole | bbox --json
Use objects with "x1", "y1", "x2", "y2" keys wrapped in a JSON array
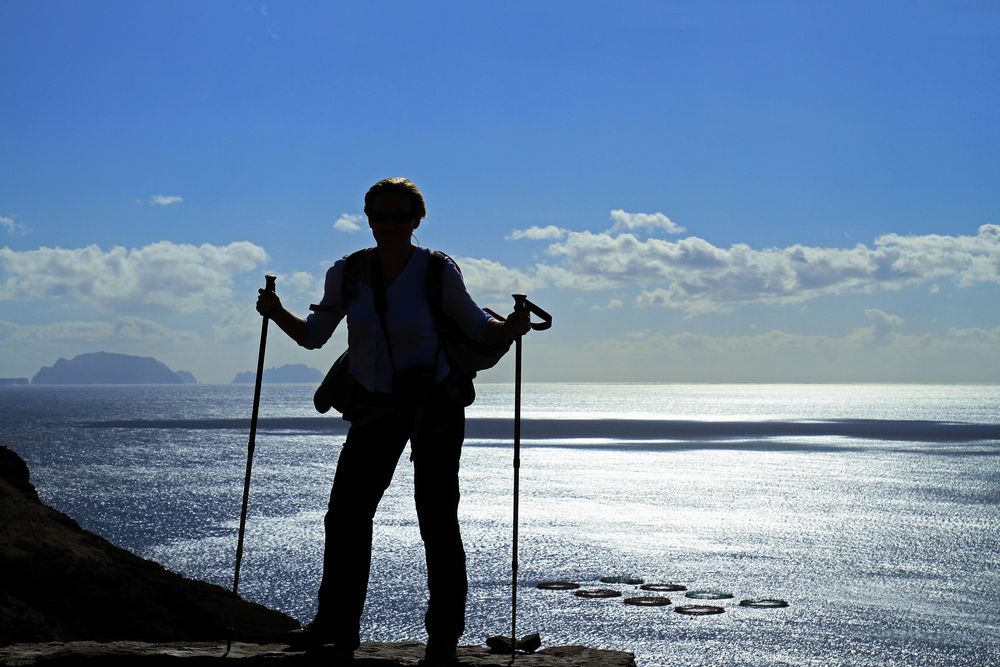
[
  {"x1": 509, "y1": 294, "x2": 552, "y2": 659},
  {"x1": 225, "y1": 274, "x2": 276, "y2": 657}
]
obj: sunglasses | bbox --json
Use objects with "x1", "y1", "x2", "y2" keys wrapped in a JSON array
[{"x1": 366, "y1": 209, "x2": 416, "y2": 225}]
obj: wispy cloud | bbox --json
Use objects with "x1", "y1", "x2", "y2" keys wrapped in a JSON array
[
  {"x1": 451, "y1": 257, "x2": 540, "y2": 299},
  {"x1": 0, "y1": 316, "x2": 200, "y2": 345},
  {"x1": 590, "y1": 298, "x2": 623, "y2": 311},
  {"x1": 334, "y1": 213, "x2": 362, "y2": 233},
  {"x1": 1, "y1": 215, "x2": 27, "y2": 236},
  {"x1": 608, "y1": 210, "x2": 686, "y2": 235},
  {"x1": 0, "y1": 241, "x2": 268, "y2": 313},
  {"x1": 150, "y1": 195, "x2": 183, "y2": 207},
  {"x1": 507, "y1": 225, "x2": 568, "y2": 241},
  {"x1": 864, "y1": 308, "x2": 904, "y2": 340}
]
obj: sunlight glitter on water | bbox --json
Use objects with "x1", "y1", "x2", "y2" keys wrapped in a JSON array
[{"x1": 1, "y1": 383, "x2": 997, "y2": 666}]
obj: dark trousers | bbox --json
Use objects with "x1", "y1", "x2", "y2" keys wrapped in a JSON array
[{"x1": 315, "y1": 395, "x2": 467, "y2": 650}]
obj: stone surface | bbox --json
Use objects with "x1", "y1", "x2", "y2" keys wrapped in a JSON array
[{"x1": 0, "y1": 641, "x2": 637, "y2": 666}]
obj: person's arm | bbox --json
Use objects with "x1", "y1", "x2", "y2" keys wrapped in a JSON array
[
  {"x1": 256, "y1": 263, "x2": 345, "y2": 349},
  {"x1": 440, "y1": 262, "x2": 530, "y2": 343},
  {"x1": 256, "y1": 292, "x2": 310, "y2": 346}
]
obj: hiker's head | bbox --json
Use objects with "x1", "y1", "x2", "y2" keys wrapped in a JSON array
[{"x1": 364, "y1": 177, "x2": 426, "y2": 231}]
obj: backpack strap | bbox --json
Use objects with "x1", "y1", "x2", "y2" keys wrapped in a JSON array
[
  {"x1": 341, "y1": 248, "x2": 374, "y2": 307},
  {"x1": 425, "y1": 250, "x2": 453, "y2": 336},
  {"x1": 309, "y1": 248, "x2": 373, "y2": 315}
]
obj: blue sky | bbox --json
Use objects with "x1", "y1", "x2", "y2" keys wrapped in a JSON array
[{"x1": 2, "y1": 1, "x2": 999, "y2": 383}]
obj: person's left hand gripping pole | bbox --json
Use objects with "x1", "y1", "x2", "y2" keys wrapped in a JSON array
[{"x1": 225, "y1": 274, "x2": 276, "y2": 657}]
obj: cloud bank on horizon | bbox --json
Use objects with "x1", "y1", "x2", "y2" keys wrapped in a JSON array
[
  {"x1": 2, "y1": 212, "x2": 999, "y2": 382},
  {"x1": 8, "y1": 216, "x2": 998, "y2": 313},
  {"x1": 491, "y1": 216, "x2": 1000, "y2": 313}
]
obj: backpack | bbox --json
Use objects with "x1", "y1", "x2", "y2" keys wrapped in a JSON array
[{"x1": 312, "y1": 248, "x2": 511, "y2": 416}]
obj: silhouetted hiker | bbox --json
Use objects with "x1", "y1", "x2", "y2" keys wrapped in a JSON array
[{"x1": 256, "y1": 177, "x2": 531, "y2": 665}]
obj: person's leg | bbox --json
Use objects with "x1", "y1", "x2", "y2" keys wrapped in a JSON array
[
  {"x1": 315, "y1": 413, "x2": 409, "y2": 650},
  {"x1": 412, "y1": 396, "x2": 467, "y2": 655}
]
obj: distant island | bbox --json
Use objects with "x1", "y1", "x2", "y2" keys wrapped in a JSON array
[
  {"x1": 231, "y1": 363, "x2": 323, "y2": 384},
  {"x1": 31, "y1": 352, "x2": 198, "y2": 385},
  {"x1": 174, "y1": 370, "x2": 197, "y2": 384},
  {"x1": 0, "y1": 378, "x2": 29, "y2": 386}
]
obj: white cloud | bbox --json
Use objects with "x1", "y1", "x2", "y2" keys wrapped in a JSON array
[
  {"x1": 608, "y1": 210, "x2": 686, "y2": 235},
  {"x1": 210, "y1": 303, "x2": 265, "y2": 344},
  {"x1": 590, "y1": 298, "x2": 623, "y2": 311},
  {"x1": 533, "y1": 264, "x2": 617, "y2": 290},
  {"x1": 543, "y1": 224, "x2": 1000, "y2": 314},
  {"x1": 0, "y1": 241, "x2": 269, "y2": 313},
  {"x1": 150, "y1": 195, "x2": 183, "y2": 207},
  {"x1": 452, "y1": 256, "x2": 541, "y2": 298},
  {"x1": 334, "y1": 213, "x2": 363, "y2": 233},
  {"x1": 1, "y1": 215, "x2": 27, "y2": 236},
  {"x1": 864, "y1": 308, "x2": 904, "y2": 340},
  {"x1": 284, "y1": 270, "x2": 318, "y2": 292},
  {"x1": 508, "y1": 225, "x2": 568, "y2": 241}
]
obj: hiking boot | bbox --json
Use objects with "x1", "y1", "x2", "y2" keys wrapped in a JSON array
[
  {"x1": 284, "y1": 621, "x2": 336, "y2": 650},
  {"x1": 485, "y1": 633, "x2": 541, "y2": 655},
  {"x1": 419, "y1": 640, "x2": 459, "y2": 665}
]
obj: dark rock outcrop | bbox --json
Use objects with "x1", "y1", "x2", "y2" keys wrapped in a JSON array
[
  {"x1": 0, "y1": 445, "x2": 297, "y2": 646},
  {"x1": 30, "y1": 352, "x2": 188, "y2": 385},
  {"x1": 231, "y1": 364, "x2": 323, "y2": 384}
]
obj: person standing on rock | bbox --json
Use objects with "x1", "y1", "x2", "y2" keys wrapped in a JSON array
[{"x1": 255, "y1": 177, "x2": 530, "y2": 665}]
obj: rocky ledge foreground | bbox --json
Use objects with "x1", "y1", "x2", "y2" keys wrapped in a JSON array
[
  {"x1": 1, "y1": 640, "x2": 636, "y2": 666},
  {"x1": 0, "y1": 444, "x2": 294, "y2": 645},
  {"x1": 0, "y1": 444, "x2": 635, "y2": 666}
]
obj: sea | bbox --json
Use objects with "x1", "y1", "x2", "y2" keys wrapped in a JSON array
[{"x1": 1, "y1": 383, "x2": 998, "y2": 666}]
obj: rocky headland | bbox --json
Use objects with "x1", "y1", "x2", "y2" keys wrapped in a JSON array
[
  {"x1": 0, "y1": 444, "x2": 293, "y2": 646},
  {"x1": 0, "y1": 445, "x2": 635, "y2": 665}
]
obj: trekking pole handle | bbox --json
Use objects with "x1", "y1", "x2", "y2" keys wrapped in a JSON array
[
  {"x1": 512, "y1": 294, "x2": 552, "y2": 331},
  {"x1": 264, "y1": 274, "x2": 277, "y2": 293}
]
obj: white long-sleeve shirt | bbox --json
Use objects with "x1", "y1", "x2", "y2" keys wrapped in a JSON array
[{"x1": 304, "y1": 247, "x2": 494, "y2": 393}]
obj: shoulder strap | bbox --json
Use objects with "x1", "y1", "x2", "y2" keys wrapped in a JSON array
[
  {"x1": 309, "y1": 248, "x2": 373, "y2": 315},
  {"x1": 425, "y1": 250, "x2": 455, "y2": 331},
  {"x1": 341, "y1": 248, "x2": 373, "y2": 306}
]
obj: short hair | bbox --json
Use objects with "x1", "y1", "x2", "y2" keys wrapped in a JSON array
[{"x1": 364, "y1": 177, "x2": 427, "y2": 220}]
